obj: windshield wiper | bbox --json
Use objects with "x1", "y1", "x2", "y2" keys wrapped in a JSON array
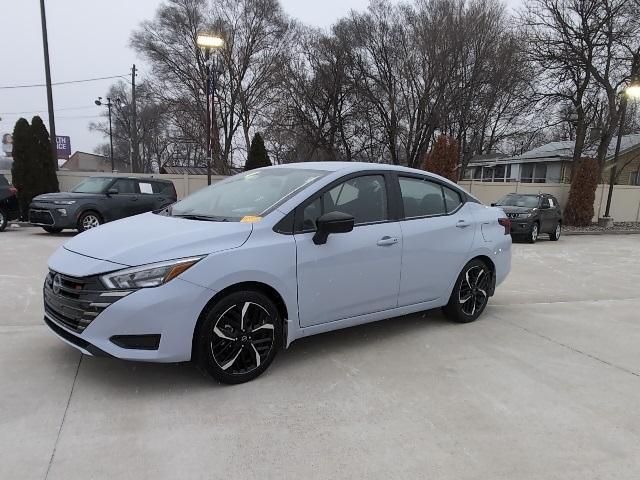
[{"x1": 172, "y1": 213, "x2": 230, "y2": 222}]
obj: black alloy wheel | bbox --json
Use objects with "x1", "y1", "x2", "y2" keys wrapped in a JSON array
[
  {"x1": 196, "y1": 291, "x2": 282, "y2": 384},
  {"x1": 549, "y1": 222, "x2": 561, "y2": 241},
  {"x1": 443, "y1": 259, "x2": 491, "y2": 323}
]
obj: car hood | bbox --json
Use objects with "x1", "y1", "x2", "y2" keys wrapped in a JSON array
[
  {"x1": 33, "y1": 192, "x2": 103, "y2": 202},
  {"x1": 497, "y1": 205, "x2": 535, "y2": 214},
  {"x1": 63, "y1": 212, "x2": 253, "y2": 266}
]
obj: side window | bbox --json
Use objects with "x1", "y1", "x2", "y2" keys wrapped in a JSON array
[
  {"x1": 443, "y1": 186, "x2": 462, "y2": 213},
  {"x1": 541, "y1": 197, "x2": 550, "y2": 208},
  {"x1": 112, "y1": 179, "x2": 137, "y2": 194},
  {"x1": 325, "y1": 175, "x2": 387, "y2": 225},
  {"x1": 399, "y1": 177, "x2": 445, "y2": 217},
  {"x1": 138, "y1": 182, "x2": 153, "y2": 194},
  {"x1": 300, "y1": 175, "x2": 388, "y2": 229}
]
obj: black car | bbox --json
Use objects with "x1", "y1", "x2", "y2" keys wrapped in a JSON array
[
  {"x1": 493, "y1": 193, "x2": 563, "y2": 243},
  {"x1": 0, "y1": 174, "x2": 20, "y2": 232},
  {"x1": 29, "y1": 176, "x2": 177, "y2": 233}
]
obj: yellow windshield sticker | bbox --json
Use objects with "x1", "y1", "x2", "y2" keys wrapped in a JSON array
[{"x1": 240, "y1": 216, "x2": 262, "y2": 223}]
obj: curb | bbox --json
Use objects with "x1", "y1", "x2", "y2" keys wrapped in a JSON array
[{"x1": 564, "y1": 230, "x2": 640, "y2": 236}]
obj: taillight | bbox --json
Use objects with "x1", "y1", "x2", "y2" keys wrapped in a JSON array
[
  {"x1": 498, "y1": 217, "x2": 511, "y2": 235},
  {"x1": 9, "y1": 186, "x2": 17, "y2": 195}
]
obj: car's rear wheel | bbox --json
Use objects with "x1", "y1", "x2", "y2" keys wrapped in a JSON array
[
  {"x1": 527, "y1": 222, "x2": 539, "y2": 243},
  {"x1": 549, "y1": 222, "x2": 561, "y2": 241},
  {"x1": 77, "y1": 211, "x2": 102, "y2": 232},
  {"x1": 42, "y1": 226, "x2": 63, "y2": 233},
  {"x1": 195, "y1": 291, "x2": 282, "y2": 384},
  {"x1": 442, "y1": 259, "x2": 491, "y2": 323},
  {"x1": 0, "y1": 208, "x2": 7, "y2": 232}
]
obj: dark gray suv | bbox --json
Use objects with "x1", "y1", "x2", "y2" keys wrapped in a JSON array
[
  {"x1": 493, "y1": 193, "x2": 563, "y2": 243},
  {"x1": 29, "y1": 176, "x2": 177, "y2": 233}
]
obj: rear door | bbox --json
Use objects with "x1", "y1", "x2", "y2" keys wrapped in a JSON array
[
  {"x1": 396, "y1": 175, "x2": 476, "y2": 306},
  {"x1": 136, "y1": 180, "x2": 161, "y2": 213},
  {"x1": 295, "y1": 173, "x2": 403, "y2": 327}
]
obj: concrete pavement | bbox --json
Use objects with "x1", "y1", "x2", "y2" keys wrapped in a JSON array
[{"x1": 1, "y1": 226, "x2": 639, "y2": 479}]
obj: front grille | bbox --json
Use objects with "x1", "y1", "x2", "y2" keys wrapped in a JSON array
[
  {"x1": 43, "y1": 271, "x2": 130, "y2": 333},
  {"x1": 29, "y1": 209, "x2": 55, "y2": 225}
]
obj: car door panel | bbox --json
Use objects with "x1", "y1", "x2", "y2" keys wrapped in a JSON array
[{"x1": 295, "y1": 222, "x2": 402, "y2": 327}]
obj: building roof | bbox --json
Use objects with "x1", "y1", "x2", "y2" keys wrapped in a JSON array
[
  {"x1": 500, "y1": 134, "x2": 640, "y2": 165},
  {"x1": 467, "y1": 153, "x2": 508, "y2": 166},
  {"x1": 160, "y1": 165, "x2": 243, "y2": 175}
]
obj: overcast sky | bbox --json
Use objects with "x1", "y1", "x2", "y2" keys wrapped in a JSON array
[{"x1": 0, "y1": 0, "x2": 521, "y2": 155}]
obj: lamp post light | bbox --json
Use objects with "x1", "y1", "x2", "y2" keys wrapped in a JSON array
[
  {"x1": 95, "y1": 97, "x2": 122, "y2": 172},
  {"x1": 196, "y1": 33, "x2": 224, "y2": 185},
  {"x1": 603, "y1": 55, "x2": 640, "y2": 220}
]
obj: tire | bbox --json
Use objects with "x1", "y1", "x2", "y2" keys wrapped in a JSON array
[
  {"x1": 77, "y1": 211, "x2": 102, "y2": 232},
  {"x1": 195, "y1": 291, "x2": 282, "y2": 384},
  {"x1": 442, "y1": 259, "x2": 491, "y2": 323},
  {"x1": 0, "y1": 208, "x2": 7, "y2": 232},
  {"x1": 549, "y1": 222, "x2": 561, "y2": 241},
  {"x1": 42, "y1": 226, "x2": 63, "y2": 233},
  {"x1": 527, "y1": 222, "x2": 539, "y2": 244}
]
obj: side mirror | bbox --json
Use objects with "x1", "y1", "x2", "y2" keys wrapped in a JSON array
[
  {"x1": 313, "y1": 211, "x2": 355, "y2": 245},
  {"x1": 107, "y1": 188, "x2": 119, "y2": 195},
  {"x1": 491, "y1": 203, "x2": 496, "y2": 207}
]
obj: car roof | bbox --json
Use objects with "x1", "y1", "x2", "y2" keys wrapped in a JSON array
[{"x1": 90, "y1": 175, "x2": 171, "y2": 182}]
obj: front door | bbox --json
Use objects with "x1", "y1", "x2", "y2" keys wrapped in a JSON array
[
  {"x1": 295, "y1": 174, "x2": 402, "y2": 328},
  {"x1": 108, "y1": 178, "x2": 141, "y2": 219}
]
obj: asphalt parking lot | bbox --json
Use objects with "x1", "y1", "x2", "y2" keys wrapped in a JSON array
[{"x1": 2, "y1": 226, "x2": 640, "y2": 479}]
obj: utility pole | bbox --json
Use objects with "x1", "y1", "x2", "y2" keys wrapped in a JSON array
[
  {"x1": 39, "y1": 0, "x2": 57, "y2": 170},
  {"x1": 131, "y1": 64, "x2": 139, "y2": 173}
]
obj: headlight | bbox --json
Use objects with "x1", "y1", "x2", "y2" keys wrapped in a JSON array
[
  {"x1": 100, "y1": 256, "x2": 204, "y2": 289},
  {"x1": 53, "y1": 200, "x2": 76, "y2": 205}
]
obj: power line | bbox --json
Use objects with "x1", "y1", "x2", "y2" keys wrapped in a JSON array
[
  {"x1": 0, "y1": 74, "x2": 128, "y2": 90},
  {"x1": 0, "y1": 106, "x2": 96, "y2": 115}
]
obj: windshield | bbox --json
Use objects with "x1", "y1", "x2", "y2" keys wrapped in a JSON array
[
  {"x1": 72, "y1": 177, "x2": 113, "y2": 193},
  {"x1": 170, "y1": 168, "x2": 328, "y2": 221},
  {"x1": 496, "y1": 194, "x2": 539, "y2": 208}
]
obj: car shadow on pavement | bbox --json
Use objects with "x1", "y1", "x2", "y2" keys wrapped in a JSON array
[{"x1": 68, "y1": 309, "x2": 453, "y2": 391}]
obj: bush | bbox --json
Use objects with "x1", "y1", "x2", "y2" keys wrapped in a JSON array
[
  {"x1": 422, "y1": 135, "x2": 458, "y2": 182},
  {"x1": 10, "y1": 116, "x2": 59, "y2": 219},
  {"x1": 564, "y1": 157, "x2": 599, "y2": 226},
  {"x1": 245, "y1": 133, "x2": 272, "y2": 171}
]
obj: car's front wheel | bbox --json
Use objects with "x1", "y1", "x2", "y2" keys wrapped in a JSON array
[
  {"x1": 0, "y1": 208, "x2": 7, "y2": 232},
  {"x1": 77, "y1": 211, "x2": 102, "y2": 232},
  {"x1": 527, "y1": 222, "x2": 539, "y2": 243},
  {"x1": 443, "y1": 259, "x2": 491, "y2": 323},
  {"x1": 195, "y1": 291, "x2": 282, "y2": 384}
]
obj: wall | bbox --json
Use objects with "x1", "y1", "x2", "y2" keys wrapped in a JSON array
[
  {"x1": 459, "y1": 180, "x2": 640, "y2": 222},
  {"x1": 2, "y1": 170, "x2": 640, "y2": 222},
  {"x1": 0, "y1": 170, "x2": 225, "y2": 200}
]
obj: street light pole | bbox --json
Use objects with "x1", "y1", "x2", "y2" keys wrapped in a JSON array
[
  {"x1": 95, "y1": 97, "x2": 120, "y2": 172},
  {"x1": 196, "y1": 34, "x2": 224, "y2": 185},
  {"x1": 39, "y1": 0, "x2": 58, "y2": 169},
  {"x1": 603, "y1": 54, "x2": 640, "y2": 219}
]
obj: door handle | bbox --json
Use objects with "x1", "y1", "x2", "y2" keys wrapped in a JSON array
[
  {"x1": 377, "y1": 236, "x2": 399, "y2": 246},
  {"x1": 456, "y1": 219, "x2": 471, "y2": 228}
]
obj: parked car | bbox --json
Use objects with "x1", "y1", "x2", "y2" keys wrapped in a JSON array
[
  {"x1": 0, "y1": 174, "x2": 20, "y2": 232},
  {"x1": 493, "y1": 193, "x2": 563, "y2": 243},
  {"x1": 29, "y1": 176, "x2": 177, "y2": 233},
  {"x1": 42, "y1": 163, "x2": 512, "y2": 384}
]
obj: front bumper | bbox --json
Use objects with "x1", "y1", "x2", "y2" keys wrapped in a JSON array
[
  {"x1": 29, "y1": 203, "x2": 80, "y2": 229},
  {"x1": 44, "y1": 249, "x2": 215, "y2": 362},
  {"x1": 509, "y1": 218, "x2": 534, "y2": 235}
]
